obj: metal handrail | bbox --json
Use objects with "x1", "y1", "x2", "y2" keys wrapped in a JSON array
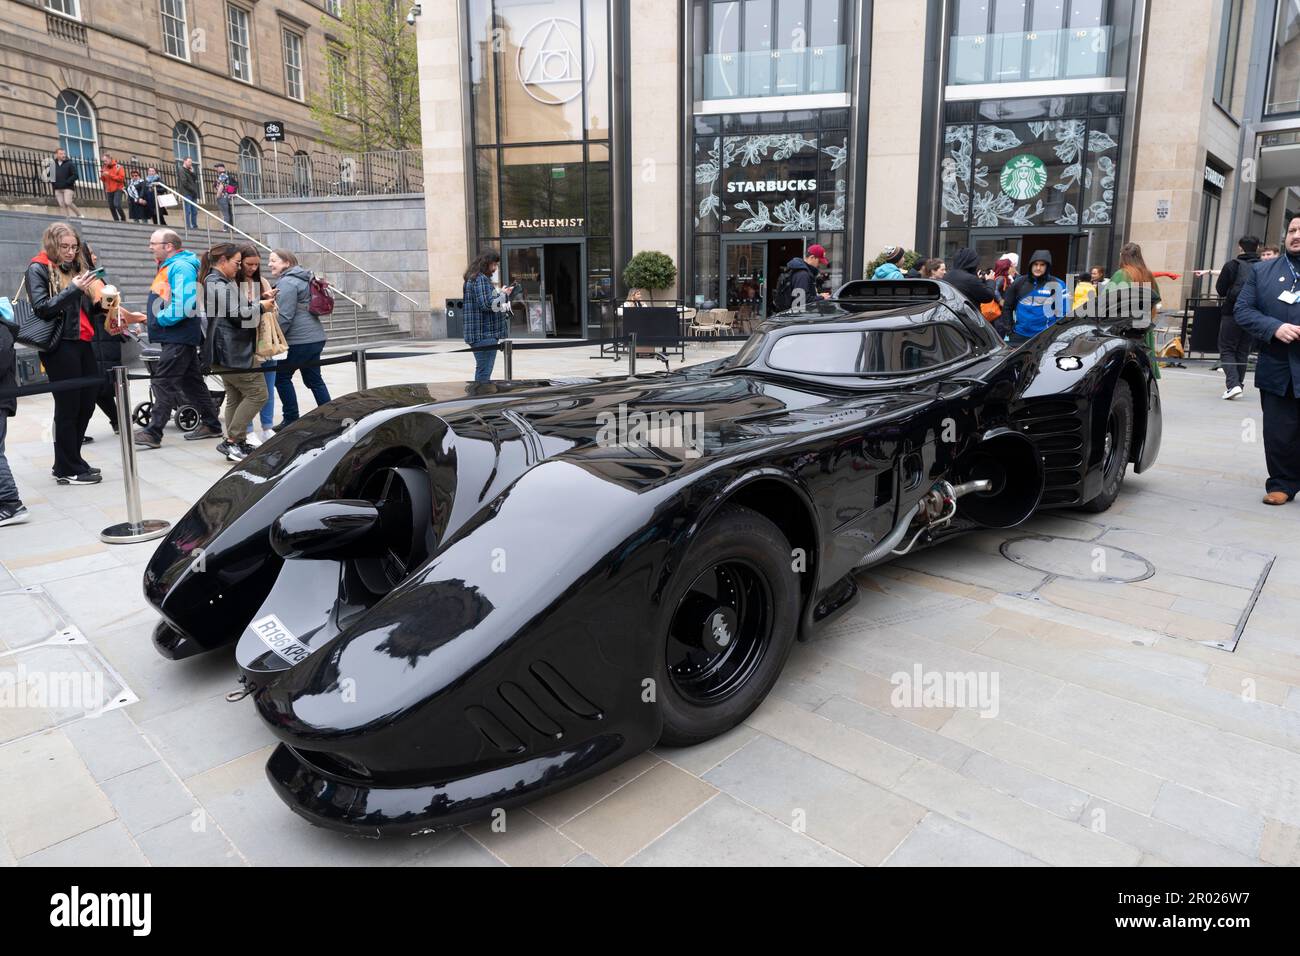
[
  {"x1": 151, "y1": 181, "x2": 366, "y2": 312},
  {"x1": 230, "y1": 193, "x2": 420, "y2": 308}
]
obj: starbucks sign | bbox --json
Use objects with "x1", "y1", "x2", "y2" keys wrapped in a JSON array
[{"x1": 999, "y1": 154, "x2": 1048, "y2": 201}]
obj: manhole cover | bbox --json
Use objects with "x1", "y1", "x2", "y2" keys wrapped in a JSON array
[{"x1": 999, "y1": 534, "x2": 1155, "y2": 584}]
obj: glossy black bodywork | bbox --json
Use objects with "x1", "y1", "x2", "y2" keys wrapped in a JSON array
[{"x1": 143, "y1": 281, "x2": 1161, "y2": 836}]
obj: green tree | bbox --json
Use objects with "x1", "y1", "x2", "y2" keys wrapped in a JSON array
[
  {"x1": 623, "y1": 251, "x2": 677, "y2": 294},
  {"x1": 312, "y1": 0, "x2": 421, "y2": 152}
]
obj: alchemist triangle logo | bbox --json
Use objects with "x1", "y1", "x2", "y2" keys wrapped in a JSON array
[{"x1": 516, "y1": 17, "x2": 593, "y2": 105}]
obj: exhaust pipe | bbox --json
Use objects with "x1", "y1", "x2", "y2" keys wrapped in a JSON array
[{"x1": 857, "y1": 479, "x2": 993, "y2": 568}]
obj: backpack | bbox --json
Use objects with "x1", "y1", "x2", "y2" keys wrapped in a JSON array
[
  {"x1": 308, "y1": 275, "x2": 335, "y2": 316},
  {"x1": 772, "y1": 268, "x2": 796, "y2": 312}
]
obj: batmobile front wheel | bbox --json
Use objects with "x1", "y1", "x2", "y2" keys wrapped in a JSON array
[
  {"x1": 657, "y1": 504, "x2": 798, "y2": 747},
  {"x1": 1079, "y1": 379, "x2": 1133, "y2": 513}
]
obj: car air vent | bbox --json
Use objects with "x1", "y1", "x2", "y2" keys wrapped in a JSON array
[
  {"x1": 530, "y1": 661, "x2": 604, "y2": 720},
  {"x1": 499, "y1": 682, "x2": 564, "y2": 739},
  {"x1": 465, "y1": 705, "x2": 526, "y2": 754},
  {"x1": 1013, "y1": 401, "x2": 1086, "y2": 507}
]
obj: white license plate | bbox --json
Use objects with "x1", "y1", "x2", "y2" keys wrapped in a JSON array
[{"x1": 248, "y1": 614, "x2": 311, "y2": 664}]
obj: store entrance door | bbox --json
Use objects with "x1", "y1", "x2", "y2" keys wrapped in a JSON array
[
  {"x1": 503, "y1": 240, "x2": 586, "y2": 338},
  {"x1": 722, "y1": 238, "x2": 768, "y2": 330}
]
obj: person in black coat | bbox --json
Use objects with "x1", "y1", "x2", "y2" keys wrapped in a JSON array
[
  {"x1": 0, "y1": 318, "x2": 26, "y2": 525},
  {"x1": 1215, "y1": 235, "x2": 1262, "y2": 400},
  {"x1": 945, "y1": 247, "x2": 995, "y2": 307},
  {"x1": 25, "y1": 221, "x2": 104, "y2": 484},
  {"x1": 1230, "y1": 216, "x2": 1300, "y2": 505}
]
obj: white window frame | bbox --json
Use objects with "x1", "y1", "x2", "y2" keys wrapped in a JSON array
[
  {"x1": 239, "y1": 137, "x2": 263, "y2": 198},
  {"x1": 328, "y1": 49, "x2": 349, "y2": 116},
  {"x1": 55, "y1": 89, "x2": 98, "y2": 175},
  {"x1": 160, "y1": 0, "x2": 190, "y2": 61},
  {"x1": 226, "y1": 4, "x2": 254, "y2": 84},
  {"x1": 282, "y1": 29, "x2": 305, "y2": 102},
  {"x1": 45, "y1": 0, "x2": 81, "y2": 21},
  {"x1": 325, "y1": 0, "x2": 342, "y2": 18},
  {"x1": 172, "y1": 122, "x2": 203, "y2": 199}
]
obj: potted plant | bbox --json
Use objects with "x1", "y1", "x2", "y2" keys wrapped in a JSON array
[{"x1": 622, "y1": 251, "x2": 678, "y2": 302}]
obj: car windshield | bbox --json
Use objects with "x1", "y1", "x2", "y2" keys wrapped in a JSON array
[{"x1": 766, "y1": 324, "x2": 971, "y2": 376}]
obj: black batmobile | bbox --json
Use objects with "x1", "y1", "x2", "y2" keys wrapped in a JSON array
[{"x1": 143, "y1": 279, "x2": 1161, "y2": 836}]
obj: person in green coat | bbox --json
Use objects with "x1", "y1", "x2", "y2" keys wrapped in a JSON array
[{"x1": 1107, "y1": 242, "x2": 1162, "y2": 379}]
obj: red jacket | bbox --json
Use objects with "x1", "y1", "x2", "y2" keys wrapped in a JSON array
[{"x1": 100, "y1": 161, "x2": 125, "y2": 193}]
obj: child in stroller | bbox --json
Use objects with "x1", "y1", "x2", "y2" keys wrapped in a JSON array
[{"x1": 131, "y1": 343, "x2": 225, "y2": 433}]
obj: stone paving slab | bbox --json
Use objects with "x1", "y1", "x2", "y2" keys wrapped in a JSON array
[{"x1": 0, "y1": 358, "x2": 1297, "y2": 865}]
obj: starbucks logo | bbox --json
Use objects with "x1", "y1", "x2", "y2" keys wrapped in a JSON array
[{"x1": 1000, "y1": 154, "x2": 1048, "y2": 201}]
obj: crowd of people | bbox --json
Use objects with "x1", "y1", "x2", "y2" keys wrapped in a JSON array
[
  {"x1": 0, "y1": 220, "x2": 332, "y2": 527},
  {"x1": 46, "y1": 146, "x2": 239, "y2": 231}
]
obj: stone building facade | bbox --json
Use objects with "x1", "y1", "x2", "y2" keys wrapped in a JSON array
[{"x1": 0, "y1": 0, "x2": 355, "y2": 196}]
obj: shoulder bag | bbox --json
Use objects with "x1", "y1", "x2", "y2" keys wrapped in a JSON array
[{"x1": 11, "y1": 274, "x2": 64, "y2": 351}]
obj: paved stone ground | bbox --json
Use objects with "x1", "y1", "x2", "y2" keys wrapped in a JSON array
[{"x1": 1, "y1": 343, "x2": 1298, "y2": 867}]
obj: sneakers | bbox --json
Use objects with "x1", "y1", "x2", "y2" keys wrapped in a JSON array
[
  {"x1": 0, "y1": 504, "x2": 29, "y2": 527},
  {"x1": 133, "y1": 429, "x2": 161, "y2": 449},
  {"x1": 53, "y1": 471, "x2": 102, "y2": 485},
  {"x1": 1223, "y1": 385, "x2": 1244, "y2": 400},
  {"x1": 184, "y1": 424, "x2": 223, "y2": 441},
  {"x1": 217, "y1": 440, "x2": 254, "y2": 462}
]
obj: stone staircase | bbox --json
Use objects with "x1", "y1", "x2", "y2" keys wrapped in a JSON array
[{"x1": 0, "y1": 209, "x2": 409, "y2": 346}]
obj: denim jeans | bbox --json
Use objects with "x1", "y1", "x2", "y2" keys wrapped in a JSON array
[
  {"x1": 184, "y1": 199, "x2": 198, "y2": 230},
  {"x1": 469, "y1": 337, "x2": 498, "y2": 383},
  {"x1": 259, "y1": 360, "x2": 276, "y2": 428},
  {"x1": 275, "y1": 341, "x2": 331, "y2": 423},
  {"x1": 0, "y1": 415, "x2": 19, "y2": 508}
]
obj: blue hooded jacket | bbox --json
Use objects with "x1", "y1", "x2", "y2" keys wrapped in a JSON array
[
  {"x1": 147, "y1": 249, "x2": 203, "y2": 345},
  {"x1": 1009, "y1": 249, "x2": 1067, "y2": 338}
]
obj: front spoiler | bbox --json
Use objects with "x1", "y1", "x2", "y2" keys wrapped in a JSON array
[{"x1": 265, "y1": 734, "x2": 635, "y2": 837}]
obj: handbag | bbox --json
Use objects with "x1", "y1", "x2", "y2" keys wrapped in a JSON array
[
  {"x1": 255, "y1": 307, "x2": 287, "y2": 360},
  {"x1": 980, "y1": 299, "x2": 1002, "y2": 322},
  {"x1": 11, "y1": 274, "x2": 64, "y2": 351}
]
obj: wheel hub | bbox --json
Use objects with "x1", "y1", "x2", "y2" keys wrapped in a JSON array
[
  {"x1": 666, "y1": 560, "x2": 772, "y2": 705},
  {"x1": 702, "y1": 606, "x2": 738, "y2": 654}
]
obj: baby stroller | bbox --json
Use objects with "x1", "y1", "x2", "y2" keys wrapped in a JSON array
[{"x1": 131, "y1": 342, "x2": 226, "y2": 433}]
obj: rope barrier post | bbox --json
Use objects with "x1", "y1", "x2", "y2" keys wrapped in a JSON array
[
  {"x1": 100, "y1": 366, "x2": 171, "y2": 545},
  {"x1": 354, "y1": 347, "x2": 369, "y2": 391},
  {"x1": 502, "y1": 339, "x2": 513, "y2": 380},
  {"x1": 628, "y1": 333, "x2": 637, "y2": 376}
]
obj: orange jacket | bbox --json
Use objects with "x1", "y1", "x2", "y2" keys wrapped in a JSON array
[{"x1": 100, "y1": 161, "x2": 125, "y2": 193}]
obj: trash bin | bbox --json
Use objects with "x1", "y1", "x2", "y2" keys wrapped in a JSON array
[
  {"x1": 445, "y1": 298, "x2": 464, "y2": 340},
  {"x1": 1188, "y1": 299, "x2": 1223, "y2": 356}
]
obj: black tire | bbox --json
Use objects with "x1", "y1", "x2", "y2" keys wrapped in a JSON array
[
  {"x1": 656, "y1": 504, "x2": 799, "y2": 747},
  {"x1": 175, "y1": 406, "x2": 200, "y2": 432},
  {"x1": 131, "y1": 402, "x2": 152, "y2": 428},
  {"x1": 1079, "y1": 379, "x2": 1133, "y2": 513}
]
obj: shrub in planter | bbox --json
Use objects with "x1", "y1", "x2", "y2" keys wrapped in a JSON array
[{"x1": 622, "y1": 251, "x2": 677, "y2": 299}]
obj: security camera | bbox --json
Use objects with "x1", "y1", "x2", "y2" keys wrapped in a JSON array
[{"x1": 405, "y1": 3, "x2": 420, "y2": 26}]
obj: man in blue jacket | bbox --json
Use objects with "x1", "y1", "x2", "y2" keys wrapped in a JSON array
[
  {"x1": 1005, "y1": 249, "x2": 1067, "y2": 343},
  {"x1": 133, "y1": 229, "x2": 223, "y2": 448},
  {"x1": 1231, "y1": 216, "x2": 1300, "y2": 505}
]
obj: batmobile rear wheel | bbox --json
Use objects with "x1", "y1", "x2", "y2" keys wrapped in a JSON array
[
  {"x1": 657, "y1": 504, "x2": 798, "y2": 747},
  {"x1": 1079, "y1": 379, "x2": 1133, "y2": 513}
]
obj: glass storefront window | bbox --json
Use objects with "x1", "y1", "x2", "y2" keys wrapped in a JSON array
[
  {"x1": 949, "y1": 0, "x2": 1125, "y2": 86},
  {"x1": 500, "y1": 145, "x2": 586, "y2": 235},
  {"x1": 1267, "y1": 0, "x2": 1300, "y2": 115},
  {"x1": 698, "y1": 0, "x2": 847, "y2": 100},
  {"x1": 475, "y1": 148, "x2": 498, "y2": 237},
  {"x1": 940, "y1": 114, "x2": 1120, "y2": 229},
  {"x1": 692, "y1": 110, "x2": 849, "y2": 315}
]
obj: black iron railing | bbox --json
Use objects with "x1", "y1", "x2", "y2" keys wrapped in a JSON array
[{"x1": 0, "y1": 147, "x2": 424, "y2": 206}]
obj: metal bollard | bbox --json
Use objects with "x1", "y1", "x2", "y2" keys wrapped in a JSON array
[
  {"x1": 502, "y1": 339, "x2": 513, "y2": 380},
  {"x1": 354, "y1": 348, "x2": 368, "y2": 390},
  {"x1": 628, "y1": 333, "x2": 637, "y2": 376},
  {"x1": 100, "y1": 366, "x2": 172, "y2": 545}
]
